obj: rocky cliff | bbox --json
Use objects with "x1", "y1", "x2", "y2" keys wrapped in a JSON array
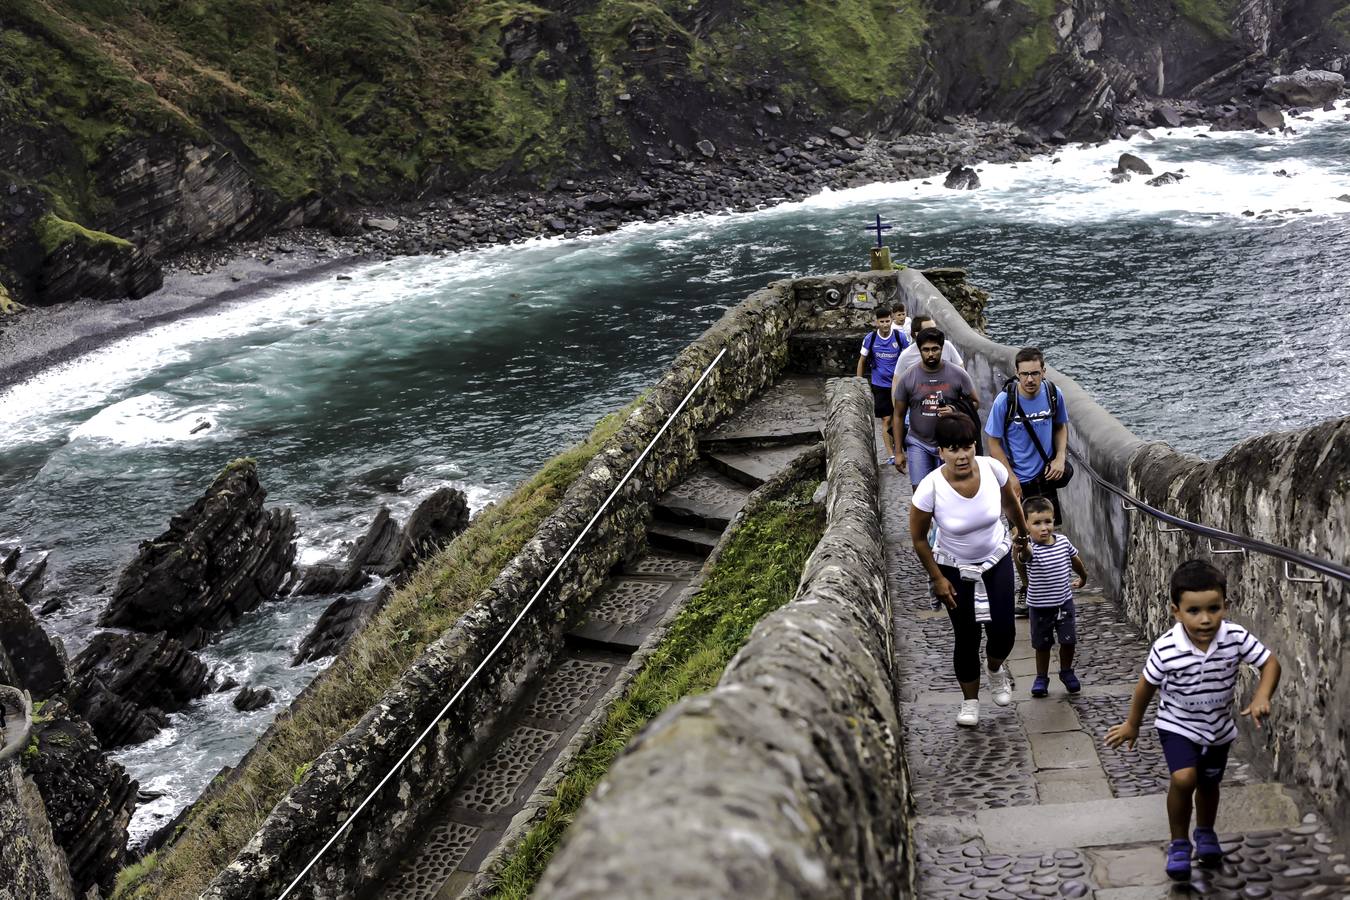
[{"x1": 0, "y1": 0, "x2": 1344, "y2": 308}]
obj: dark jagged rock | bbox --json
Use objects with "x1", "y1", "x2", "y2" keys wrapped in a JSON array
[
  {"x1": 0, "y1": 578, "x2": 69, "y2": 701},
  {"x1": 1256, "y1": 106, "x2": 1287, "y2": 130},
  {"x1": 39, "y1": 237, "x2": 162, "y2": 304},
  {"x1": 0, "y1": 753, "x2": 77, "y2": 900},
  {"x1": 292, "y1": 507, "x2": 398, "y2": 596},
  {"x1": 1109, "y1": 172, "x2": 1132, "y2": 183},
  {"x1": 20, "y1": 699, "x2": 137, "y2": 896},
  {"x1": 71, "y1": 631, "x2": 210, "y2": 748},
  {"x1": 1115, "y1": 153, "x2": 1153, "y2": 175},
  {"x1": 942, "y1": 164, "x2": 980, "y2": 190},
  {"x1": 385, "y1": 487, "x2": 470, "y2": 578},
  {"x1": 10, "y1": 549, "x2": 49, "y2": 603},
  {"x1": 291, "y1": 488, "x2": 468, "y2": 665},
  {"x1": 1146, "y1": 171, "x2": 1185, "y2": 186},
  {"x1": 231, "y1": 685, "x2": 274, "y2": 712},
  {"x1": 100, "y1": 460, "x2": 297, "y2": 648},
  {"x1": 1263, "y1": 71, "x2": 1345, "y2": 107},
  {"x1": 291, "y1": 590, "x2": 390, "y2": 666},
  {"x1": 0, "y1": 545, "x2": 18, "y2": 576},
  {"x1": 1152, "y1": 105, "x2": 1183, "y2": 128}
]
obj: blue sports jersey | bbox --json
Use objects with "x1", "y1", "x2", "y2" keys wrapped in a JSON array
[
  {"x1": 862, "y1": 330, "x2": 906, "y2": 388},
  {"x1": 985, "y1": 384, "x2": 1068, "y2": 481}
]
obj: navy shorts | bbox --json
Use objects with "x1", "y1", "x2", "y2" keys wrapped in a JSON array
[
  {"x1": 1158, "y1": 730, "x2": 1232, "y2": 784},
  {"x1": 1028, "y1": 600, "x2": 1076, "y2": 650},
  {"x1": 871, "y1": 384, "x2": 894, "y2": 419}
]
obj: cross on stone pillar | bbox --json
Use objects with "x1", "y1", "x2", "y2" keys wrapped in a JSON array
[{"x1": 865, "y1": 213, "x2": 894, "y2": 270}]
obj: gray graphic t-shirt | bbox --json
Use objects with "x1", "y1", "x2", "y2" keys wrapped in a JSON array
[{"x1": 893, "y1": 362, "x2": 975, "y2": 447}]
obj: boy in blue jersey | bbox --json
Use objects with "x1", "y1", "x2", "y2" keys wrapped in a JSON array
[
  {"x1": 985, "y1": 348, "x2": 1070, "y2": 524},
  {"x1": 1106, "y1": 561, "x2": 1282, "y2": 882},
  {"x1": 857, "y1": 304, "x2": 907, "y2": 464}
]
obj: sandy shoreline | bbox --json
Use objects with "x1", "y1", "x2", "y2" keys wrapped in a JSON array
[{"x1": 0, "y1": 248, "x2": 371, "y2": 393}]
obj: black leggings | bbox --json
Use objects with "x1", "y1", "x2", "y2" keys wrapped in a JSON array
[{"x1": 940, "y1": 553, "x2": 1017, "y2": 684}]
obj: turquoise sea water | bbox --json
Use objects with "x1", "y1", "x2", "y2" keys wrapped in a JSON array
[{"x1": 1, "y1": 108, "x2": 1347, "y2": 839}]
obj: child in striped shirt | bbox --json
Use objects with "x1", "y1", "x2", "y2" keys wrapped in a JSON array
[
  {"x1": 1015, "y1": 496, "x2": 1088, "y2": 697},
  {"x1": 1106, "y1": 560, "x2": 1282, "y2": 882}
]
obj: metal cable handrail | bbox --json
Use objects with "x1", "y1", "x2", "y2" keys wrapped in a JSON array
[
  {"x1": 1069, "y1": 449, "x2": 1350, "y2": 586},
  {"x1": 275, "y1": 347, "x2": 728, "y2": 900}
]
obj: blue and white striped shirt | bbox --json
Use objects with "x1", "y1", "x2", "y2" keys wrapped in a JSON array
[
  {"x1": 1024, "y1": 535, "x2": 1077, "y2": 608},
  {"x1": 1144, "y1": 621, "x2": 1271, "y2": 746}
]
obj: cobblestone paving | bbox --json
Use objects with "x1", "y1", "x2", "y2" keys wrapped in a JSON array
[
  {"x1": 902, "y1": 701, "x2": 1039, "y2": 814},
  {"x1": 919, "y1": 840, "x2": 1096, "y2": 899},
  {"x1": 703, "y1": 376, "x2": 827, "y2": 442},
  {"x1": 1066, "y1": 603, "x2": 1151, "y2": 687},
  {"x1": 1180, "y1": 821, "x2": 1350, "y2": 897},
  {"x1": 1069, "y1": 694, "x2": 1259, "y2": 799}
]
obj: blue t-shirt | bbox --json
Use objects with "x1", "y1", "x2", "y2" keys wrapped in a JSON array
[
  {"x1": 861, "y1": 330, "x2": 907, "y2": 388},
  {"x1": 985, "y1": 383, "x2": 1068, "y2": 481}
]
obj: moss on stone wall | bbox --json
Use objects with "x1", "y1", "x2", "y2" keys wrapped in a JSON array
[
  {"x1": 687, "y1": 0, "x2": 926, "y2": 110},
  {"x1": 1174, "y1": 0, "x2": 1239, "y2": 37},
  {"x1": 33, "y1": 213, "x2": 133, "y2": 256}
]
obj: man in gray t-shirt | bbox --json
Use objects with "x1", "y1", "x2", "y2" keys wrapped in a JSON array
[{"x1": 892, "y1": 328, "x2": 978, "y2": 486}]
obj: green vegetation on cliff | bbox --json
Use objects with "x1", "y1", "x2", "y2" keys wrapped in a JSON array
[
  {"x1": 34, "y1": 213, "x2": 133, "y2": 256},
  {"x1": 112, "y1": 403, "x2": 633, "y2": 900},
  {"x1": 487, "y1": 478, "x2": 825, "y2": 898}
]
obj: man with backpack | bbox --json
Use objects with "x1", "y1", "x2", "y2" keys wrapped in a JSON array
[
  {"x1": 857, "y1": 304, "x2": 908, "y2": 464},
  {"x1": 985, "y1": 347, "x2": 1071, "y2": 524}
]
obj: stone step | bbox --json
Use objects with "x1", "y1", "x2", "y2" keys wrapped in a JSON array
[
  {"x1": 699, "y1": 376, "x2": 826, "y2": 450},
  {"x1": 646, "y1": 521, "x2": 721, "y2": 557},
  {"x1": 704, "y1": 444, "x2": 815, "y2": 489},
  {"x1": 653, "y1": 467, "x2": 750, "y2": 530},
  {"x1": 378, "y1": 649, "x2": 623, "y2": 899},
  {"x1": 973, "y1": 783, "x2": 1303, "y2": 853},
  {"x1": 565, "y1": 578, "x2": 683, "y2": 652}
]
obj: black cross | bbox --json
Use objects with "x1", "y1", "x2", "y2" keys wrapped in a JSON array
[{"x1": 865, "y1": 213, "x2": 892, "y2": 248}]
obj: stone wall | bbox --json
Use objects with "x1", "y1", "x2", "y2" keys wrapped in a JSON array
[
  {"x1": 1125, "y1": 423, "x2": 1350, "y2": 832},
  {"x1": 534, "y1": 377, "x2": 910, "y2": 899},
  {"x1": 203, "y1": 281, "x2": 808, "y2": 899}
]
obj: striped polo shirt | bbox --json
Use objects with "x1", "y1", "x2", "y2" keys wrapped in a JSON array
[
  {"x1": 1024, "y1": 535, "x2": 1077, "y2": 607},
  {"x1": 1144, "y1": 620, "x2": 1271, "y2": 746}
]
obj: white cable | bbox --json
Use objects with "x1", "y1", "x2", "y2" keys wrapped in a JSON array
[{"x1": 276, "y1": 346, "x2": 728, "y2": 899}]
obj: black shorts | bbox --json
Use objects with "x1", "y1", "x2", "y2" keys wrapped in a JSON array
[
  {"x1": 1028, "y1": 600, "x2": 1076, "y2": 650},
  {"x1": 871, "y1": 384, "x2": 894, "y2": 419}
]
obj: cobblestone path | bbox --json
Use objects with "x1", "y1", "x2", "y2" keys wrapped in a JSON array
[
  {"x1": 880, "y1": 461, "x2": 1350, "y2": 900},
  {"x1": 379, "y1": 378, "x2": 827, "y2": 899}
]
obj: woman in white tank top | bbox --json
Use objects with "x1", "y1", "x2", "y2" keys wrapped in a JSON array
[{"x1": 910, "y1": 414, "x2": 1030, "y2": 727}]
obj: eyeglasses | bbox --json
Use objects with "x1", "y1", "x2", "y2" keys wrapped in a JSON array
[{"x1": 1016, "y1": 371, "x2": 1043, "y2": 379}]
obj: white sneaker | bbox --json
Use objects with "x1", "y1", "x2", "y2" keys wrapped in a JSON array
[
  {"x1": 956, "y1": 699, "x2": 980, "y2": 727},
  {"x1": 990, "y1": 664, "x2": 1014, "y2": 707}
]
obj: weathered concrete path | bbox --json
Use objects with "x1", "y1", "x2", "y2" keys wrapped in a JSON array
[
  {"x1": 379, "y1": 377, "x2": 828, "y2": 899},
  {"x1": 880, "y1": 461, "x2": 1350, "y2": 900}
]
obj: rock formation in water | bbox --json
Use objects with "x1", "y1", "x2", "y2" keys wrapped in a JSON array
[
  {"x1": 291, "y1": 487, "x2": 470, "y2": 665},
  {"x1": 100, "y1": 459, "x2": 297, "y2": 648},
  {"x1": 70, "y1": 631, "x2": 212, "y2": 748},
  {"x1": 0, "y1": 578, "x2": 69, "y2": 701}
]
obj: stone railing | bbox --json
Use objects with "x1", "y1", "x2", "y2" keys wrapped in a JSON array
[
  {"x1": 204, "y1": 282, "x2": 813, "y2": 898},
  {"x1": 534, "y1": 378, "x2": 911, "y2": 899}
]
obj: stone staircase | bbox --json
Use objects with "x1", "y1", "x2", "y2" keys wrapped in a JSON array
[
  {"x1": 880, "y1": 463, "x2": 1350, "y2": 900},
  {"x1": 377, "y1": 377, "x2": 827, "y2": 899}
]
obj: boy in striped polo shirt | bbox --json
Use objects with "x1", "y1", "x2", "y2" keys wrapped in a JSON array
[
  {"x1": 1106, "y1": 560, "x2": 1282, "y2": 882},
  {"x1": 1015, "y1": 496, "x2": 1088, "y2": 697}
]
